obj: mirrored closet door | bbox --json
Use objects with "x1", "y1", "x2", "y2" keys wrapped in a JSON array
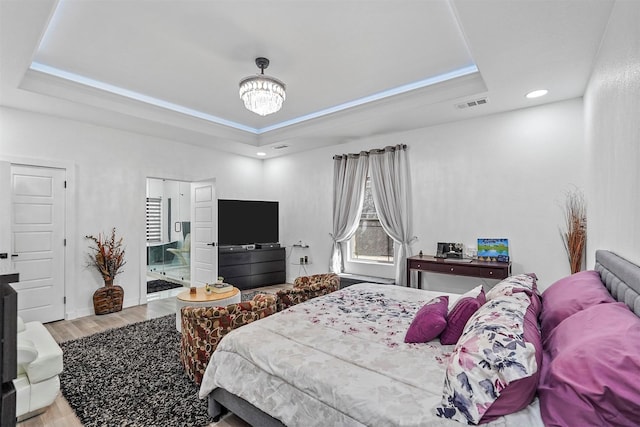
[{"x1": 146, "y1": 178, "x2": 191, "y2": 290}]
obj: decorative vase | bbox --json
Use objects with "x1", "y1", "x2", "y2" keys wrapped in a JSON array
[{"x1": 93, "y1": 279, "x2": 124, "y2": 315}]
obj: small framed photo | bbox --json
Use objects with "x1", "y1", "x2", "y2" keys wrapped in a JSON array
[
  {"x1": 477, "y1": 238, "x2": 509, "y2": 262},
  {"x1": 436, "y1": 242, "x2": 464, "y2": 259}
]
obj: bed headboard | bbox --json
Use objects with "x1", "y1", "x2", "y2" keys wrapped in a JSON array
[{"x1": 594, "y1": 250, "x2": 640, "y2": 316}]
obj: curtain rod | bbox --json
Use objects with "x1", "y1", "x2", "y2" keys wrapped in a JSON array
[{"x1": 332, "y1": 144, "x2": 407, "y2": 160}]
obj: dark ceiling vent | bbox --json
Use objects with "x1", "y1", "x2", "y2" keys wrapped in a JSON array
[
  {"x1": 272, "y1": 144, "x2": 289, "y2": 150},
  {"x1": 456, "y1": 97, "x2": 488, "y2": 109}
]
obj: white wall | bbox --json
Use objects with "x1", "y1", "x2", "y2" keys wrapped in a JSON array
[
  {"x1": 0, "y1": 95, "x2": 593, "y2": 315},
  {"x1": 264, "y1": 150, "x2": 335, "y2": 281},
  {"x1": 585, "y1": 0, "x2": 640, "y2": 268},
  {"x1": 0, "y1": 106, "x2": 265, "y2": 319},
  {"x1": 265, "y1": 98, "x2": 586, "y2": 292}
]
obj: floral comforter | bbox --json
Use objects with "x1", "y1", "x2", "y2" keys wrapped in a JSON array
[{"x1": 199, "y1": 284, "x2": 542, "y2": 427}]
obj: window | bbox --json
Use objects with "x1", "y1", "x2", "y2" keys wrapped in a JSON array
[
  {"x1": 146, "y1": 197, "x2": 162, "y2": 242},
  {"x1": 348, "y1": 178, "x2": 394, "y2": 263}
]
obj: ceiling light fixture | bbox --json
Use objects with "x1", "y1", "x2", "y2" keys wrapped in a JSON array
[
  {"x1": 239, "y1": 57, "x2": 286, "y2": 116},
  {"x1": 256, "y1": 152, "x2": 267, "y2": 157},
  {"x1": 525, "y1": 89, "x2": 548, "y2": 99}
]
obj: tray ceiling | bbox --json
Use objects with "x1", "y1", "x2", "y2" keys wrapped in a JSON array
[{"x1": 0, "y1": 0, "x2": 615, "y2": 157}]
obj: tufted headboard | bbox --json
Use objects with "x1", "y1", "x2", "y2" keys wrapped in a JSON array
[{"x1": 594, "y1": 250, "x2": 640, "y2": 316}]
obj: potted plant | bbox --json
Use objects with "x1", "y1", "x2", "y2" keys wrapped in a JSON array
[{"x1": 86, "y1": 228, "x2": 127, "y2": 314}]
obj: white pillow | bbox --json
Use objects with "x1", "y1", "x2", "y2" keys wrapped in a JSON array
[{"x1": 448, "y1": 285, "x2": 484, "y2": 312}]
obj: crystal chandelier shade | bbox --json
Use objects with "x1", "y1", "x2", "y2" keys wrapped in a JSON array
[{"x1": 239, "y1": 57, "x2": 286, "y2": 116}]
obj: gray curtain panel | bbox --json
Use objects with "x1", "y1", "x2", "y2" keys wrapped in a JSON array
[
  {"x1": 369, "y1": 145, "x2": 414, "y2": 286},
  {"x1": 330, "y1": 152, "x2": 369, "y2": 273}
]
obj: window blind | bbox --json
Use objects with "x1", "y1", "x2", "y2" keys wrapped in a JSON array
[{"x1": 146, "y1": 197, "x2": 162, "y2": 242}]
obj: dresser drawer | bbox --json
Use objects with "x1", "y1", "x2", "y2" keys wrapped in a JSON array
[
  {"x1": 408, "y1": 259, "x2": 431, "y2": 270},
  {"x1": 250, "y1": 248, "x2": 285, "y2": 263},
  {"x1": 472, "y1": 267, "x2": 508, "y2": 279},
  {"x1": 218, "y1": 264, "x2": 248, "y2": 278},
  {"x1": 219, "y1": 251, "x2": 251, "y2": 266},
  {"x1": 251, "y1": 260, "x2": 286, "y2": 275},
  {"x1": 428, "y1": 263, "x2": 506, "y2": 278}
]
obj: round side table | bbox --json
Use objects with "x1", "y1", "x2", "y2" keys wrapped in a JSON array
[{"x1": 175, "y1": 286, "x2": 241, "y2": 331}]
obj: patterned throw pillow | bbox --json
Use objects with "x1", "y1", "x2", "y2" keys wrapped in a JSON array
[
  {"x1": 440, "y1": 285, "x2": 486, "y2": 345},
  {"x1": 404, "y1": 296, "x2": 449, "y2": 343},
  {"x1": 435, "y1": 292, "x2": 540, "y2": 424},
  {"x1": 485, "y1": 273, "x2": 538, "y2": 301}
]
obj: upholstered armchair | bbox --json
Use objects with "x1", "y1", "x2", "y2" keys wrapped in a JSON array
[
  {"x1": 180, "y1": 293, "x2": 277, "y2": 385},
  {"x1": 14, "y1": 316, "x2": 64, "y2": 421},
  {"x1": 276, "y1": 273, "x2": 340, "y2": 311},
  {"x1": 293, "y1": 273, "x2": 340, "y2": 291}
]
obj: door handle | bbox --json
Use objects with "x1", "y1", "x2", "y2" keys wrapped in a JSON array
[
  {"x1": 11, "y1": 254, "x2": 19, "y2": 257},
  {"x1": 206, "y1": 242, "x2": 216, "y2": 247}
]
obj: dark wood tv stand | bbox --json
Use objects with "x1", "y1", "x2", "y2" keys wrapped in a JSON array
[
  {"x1": 407, "y1": 255, "x2": 511, "y2": 289},
  {"x1": 218, "y1": 247, "x2": 286, "y2": 290}
]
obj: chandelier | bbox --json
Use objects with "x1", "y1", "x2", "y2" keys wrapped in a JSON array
[{"x1": 239, "y1": 57, "x2": 286, "y2": 116}]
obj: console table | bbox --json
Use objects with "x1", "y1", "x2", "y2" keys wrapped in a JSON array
[{"x1": 406, "y1": 255, "x2": 511, "y2": 288}]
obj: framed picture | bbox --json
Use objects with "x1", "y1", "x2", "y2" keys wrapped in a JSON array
[
  {"x1": 477, "y1": 238, "x2": 509, "y2": 262},
  {"x1": 436, "y1": 242, "x2": 464, "y2": 259}
]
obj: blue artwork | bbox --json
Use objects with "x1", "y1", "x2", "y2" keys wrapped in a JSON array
[{"x1": 477, "y1": 239, "x2": 509, "y2": 262}]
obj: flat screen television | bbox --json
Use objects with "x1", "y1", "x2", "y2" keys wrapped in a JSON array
[{"x1": 218, "y1": 199, "x2": 279, "y2": 246}]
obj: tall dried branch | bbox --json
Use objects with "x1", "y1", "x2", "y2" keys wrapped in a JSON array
[
  {"x1": 86, "y1": 227, "x2": 126, "y2": 285},
  {"x1": 560, "y1": 189, "x2": 587, "y2": 274}
]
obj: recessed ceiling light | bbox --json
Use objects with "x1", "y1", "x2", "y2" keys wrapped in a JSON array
[
  {"x1": 256, "y1": 152, "x2": 267, "y2": 157},
  {"x1": 525, "y1": 89, "x2": 548, "y2": 99}
]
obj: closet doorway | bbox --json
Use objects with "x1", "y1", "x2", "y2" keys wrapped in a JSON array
[{"x1": 145, "y1": 178, "x2": 191, "y2": 298}]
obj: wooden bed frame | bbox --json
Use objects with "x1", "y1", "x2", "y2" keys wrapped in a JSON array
[{"x1": 207, "y1": 249, "x2": 640, "y2": 425}]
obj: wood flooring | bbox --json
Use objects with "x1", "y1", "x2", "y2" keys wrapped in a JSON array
[{"x1": 18, "y1": 284, "x2": 292, "y2": 427}]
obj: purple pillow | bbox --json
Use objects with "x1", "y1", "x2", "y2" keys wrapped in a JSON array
[
  {"x1": 440, "y1": 286, "x2": 486, "y2": 345},
  {"x1": 481, "y1": 292, "x2": 543, "y2": 422},
  {"x1": 404, "y1": 296, "x2": 449, "y2": 343},
  {"x1": 539, "y1": 302, "x2": 640, "y2": 426},
  {"x1": 540, "y1": 270, "x2": 615, "y2": 336}
]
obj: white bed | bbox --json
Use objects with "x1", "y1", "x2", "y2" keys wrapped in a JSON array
[
  {"x1": 199, "y1": 250, "x2": 640, "y2": 426},
  {"x1": 199, "y1": 284, "x2": 542, "y2": 426}
]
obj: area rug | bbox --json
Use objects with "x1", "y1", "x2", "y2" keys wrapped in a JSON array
[
  {"x1": 59, "y1": 315, "x2": 210, "y2": 427},
  {"x1": 147, "y1": 279, "x2": 182, "y2": 294}
]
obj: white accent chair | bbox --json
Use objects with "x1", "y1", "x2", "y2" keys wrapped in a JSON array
[
  {"x1": 13, "y1": 316, "x2": 63, "y2": 421},
  {"x1": 167, "y1": 233, "x2": 191, "y2": 266}
]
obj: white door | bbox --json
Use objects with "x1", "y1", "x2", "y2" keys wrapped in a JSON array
[
  {"x1": 190, "y1": 179, "x2": 217, "y2": 287},
  {"x1": 11, "y1": 165, "x2": 66, "y2": 323}
]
